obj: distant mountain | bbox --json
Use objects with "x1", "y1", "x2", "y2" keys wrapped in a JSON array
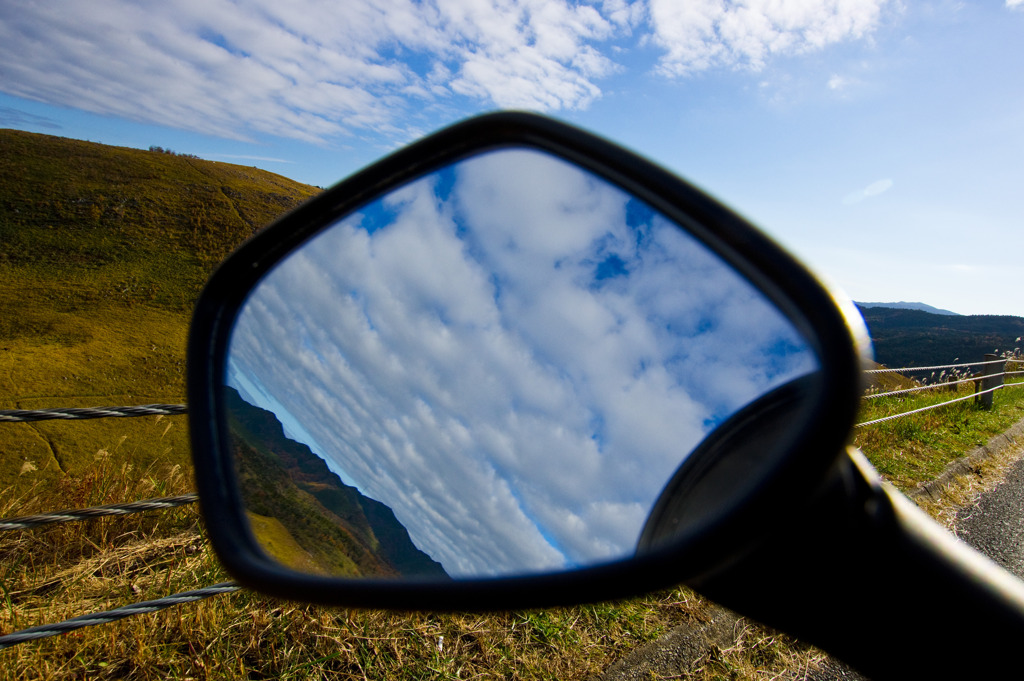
[
  {"x1": 857, "y1": 305, "x2": 1024, "y2": 370},
  {"x1": 224, "y1": 386, "x2": 449, "y2": 580},
  {"x1": 857, "y1": 302, "x2": 961, "y2": 316}
]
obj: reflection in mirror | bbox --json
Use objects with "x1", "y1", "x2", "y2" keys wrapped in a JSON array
[{"x1": 222, "y1": 149, "x2": 819, "y2": 581}]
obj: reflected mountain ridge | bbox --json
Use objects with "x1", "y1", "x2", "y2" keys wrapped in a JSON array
[{"x1": 225, "y1": 386, "x2": 449, "y2": 580}]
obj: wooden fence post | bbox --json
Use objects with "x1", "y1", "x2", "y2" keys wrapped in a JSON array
[{"x1": 977, "y1": 353, "x2": 1005, "y2": 409}]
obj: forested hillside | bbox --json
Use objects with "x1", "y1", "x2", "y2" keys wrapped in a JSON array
[{"x1": 858, "y1": 305, "x2": 1024, "y2": 369}]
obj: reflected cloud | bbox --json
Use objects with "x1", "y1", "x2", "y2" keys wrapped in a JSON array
[{"x1": 226, "y1": 149, "x2": 817, "y2": 578}]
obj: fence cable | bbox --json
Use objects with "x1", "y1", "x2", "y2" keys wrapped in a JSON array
[
  {"x1": 1, "y1": 403, "x2": 195, "y2": 531},
  {"x1": 856, "y1": 384, "x2": 1003, "y2": 428},
  {"x1": 0, "y1": 404, "x2": 187, "y2": 423},
  {"x1": 0, "y1": 400, "x2": 234, "y2": 649},
  {"x1": 0, "y1": 582, "x2": 241, "y2": 649},
  {"x1": 864, "y1": 375, "x2": 989, "y2": 400},
  {"x1": 0, "y1": 494, "x2": 199, "y2": 532},
  {"x1": 864, "y1": 358, "x2": 1006, "y2": 375}
]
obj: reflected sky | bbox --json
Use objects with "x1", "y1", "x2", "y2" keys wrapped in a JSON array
[{"x1": 226, "y1": 149, "x2": 817, "y2": 578}]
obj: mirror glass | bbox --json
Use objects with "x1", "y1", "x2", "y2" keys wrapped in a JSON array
[{"x1": 222, "y1": 148, "x2": 819, "y2": 581}]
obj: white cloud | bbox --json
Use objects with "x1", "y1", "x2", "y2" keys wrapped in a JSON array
[
  {"x1": 0, "y1": 107, "x2": 61, "y2": 130},
  {"x1": 863, "y1": 178, "x2": 894, "y2": 196},
  {"x1": 0, "y1": 0, "x2": 617, "y2": 142},
  {"x1": 1007, "y1": 0, "x2": 1023, "y2": 9},
  {"x1": 828, "y1": 74, "x2": 849, "y2": 90},
  {"x1": 0, "y1": 0, "x2": 890, "y2": 144},
  {"x1": 227, "y1": 149, "x2": 817, "y2": 577},
  {"x1": 647, "y1": 0, "x2": 888, "y2": 76},
  {"x1": 209, "y1": 154, "x2": 295, "y2": 163},
  {"x1": 843, "y1": 177, "x2": 894, "y2": 204}
]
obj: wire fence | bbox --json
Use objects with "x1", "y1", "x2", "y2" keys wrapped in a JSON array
[
  {"x1": 0, "y1": 404, "x2": 188, "y2": 423},
  {"x1": 863, "y1": 358, "x2": 1007, "y2": 375},
  {"x1": 856, "y1": 352, "x2": 1024, "y2": 428},
  {"x1": 0, "y1": 404, "x2": 228, "y2": 649},
  {"x1": 856, "y1": 384, "x2": 1007, "y2": 428},
  {"x1": 2, "y1": 352, "x2": 1022, "y2": 648},
  {"x1": 862, "y1": 374, "x2": 982, "y2": 400},
  {"x1": 0, "y1": 582, "x2": 241, "y2": 650},
  {"x1": 0, "y1": 494, "x2": 198, "y2": 532}
]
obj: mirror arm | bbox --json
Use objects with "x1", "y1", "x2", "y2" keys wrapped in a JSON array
[{"x1": 688, "y1": 447, "x2": 1024, "y2": 679}]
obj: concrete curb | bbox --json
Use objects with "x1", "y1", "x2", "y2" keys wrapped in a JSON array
[
  {"x1": 907, "y1": 415, "x2": 1024, "y2": 503},
  {"x1": 592, "y1": 415, "x2": 1024, "y2": 681},
  {"x1": 589, "y1": 605, "x2": 741, "y2": 681}
]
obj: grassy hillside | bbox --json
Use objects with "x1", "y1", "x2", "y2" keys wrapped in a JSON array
[{"x1": 0, "y1": 128, "x2": 319, "y2": 492}]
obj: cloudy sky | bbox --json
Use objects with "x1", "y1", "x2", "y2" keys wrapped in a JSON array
[
  {"x1": 1, "y1": 1, "x2": 1021, "y2": 317},
  {"x1": 226, "y1": 150, "x2": 816, "y2": 577}
]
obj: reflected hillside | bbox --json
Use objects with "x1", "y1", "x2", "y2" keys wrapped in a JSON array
[{"x1": 224, "y1": 387, "x2": 448, "y2": 580}]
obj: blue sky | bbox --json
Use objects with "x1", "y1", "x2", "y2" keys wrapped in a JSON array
[{"x1": 1, "y1": 0, "x2": 1021, "y2": 316}]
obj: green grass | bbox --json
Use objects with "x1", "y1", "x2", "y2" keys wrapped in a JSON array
[{"x1": 854, "y1": 373, "x2": 1024, "y2": 491}]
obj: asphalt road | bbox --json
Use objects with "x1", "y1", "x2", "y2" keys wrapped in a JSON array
[{"x1": 955, "y1": 441, "x2": 1024, "y2": 579}]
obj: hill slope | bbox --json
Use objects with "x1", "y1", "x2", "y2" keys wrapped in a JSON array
[
  {"x1": 225, "y1": 387, "x2": 448, "y2": 579},
  {"x1": 858, "y1": 305, "x2": 1024, "y2": 369},
  {"x1": 856, "y1": 301, "x2": 960, "y2": 316},
  {"x1": 0, "y1": 129, "x2": 320, "y2": 491}
]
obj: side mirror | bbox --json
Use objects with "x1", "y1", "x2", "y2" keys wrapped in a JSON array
[{"x1": 187, "y1": 112, "x2": 869, "y2": 609}]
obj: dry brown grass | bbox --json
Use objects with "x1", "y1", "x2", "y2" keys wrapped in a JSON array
[
  {"x1": 1, "y1": 447, "x2": 713, "y2": 679},
  {"x1": 4, "y1": 405, "x2": 1023, "y2": 680}
]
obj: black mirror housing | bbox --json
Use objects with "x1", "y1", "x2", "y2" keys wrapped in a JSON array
[{"x1": 187, "y1": 112, "x2": 871, "y2": 610}]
